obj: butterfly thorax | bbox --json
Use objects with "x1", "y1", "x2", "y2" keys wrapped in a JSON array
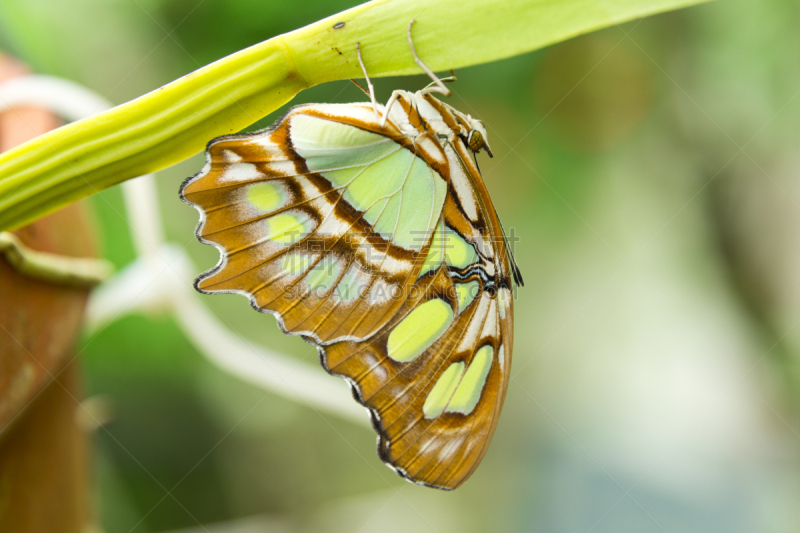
[{"x1": 384, "y1": 91, "x2": 492, "y2": 159}]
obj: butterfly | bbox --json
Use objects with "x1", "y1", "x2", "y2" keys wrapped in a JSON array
[{"x1": 180, "y1": 21, "x2": 522, "y2": 490}]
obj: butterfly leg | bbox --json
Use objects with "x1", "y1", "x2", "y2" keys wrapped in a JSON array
[
  {"x1": 424, "y1": 71, "x2": 458, "y2": 91},
  {"x1": 380, "y1": 90, "x2": 404, "y2": 127},
  {"x1": 356, "y1": 42, "x2": 381, "y2": 123},
  {"x1": 407, "y1": 20, "x2": 451, "y2": 98}
]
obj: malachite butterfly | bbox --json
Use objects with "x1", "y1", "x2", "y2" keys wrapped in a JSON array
[{"x1": 180, "y1": 22, "x2": 522, "y2": 490}]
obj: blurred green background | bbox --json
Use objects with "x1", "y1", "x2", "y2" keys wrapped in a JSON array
[{"x1": 3, "y1": 0, "x2": 800, "y2": 531}]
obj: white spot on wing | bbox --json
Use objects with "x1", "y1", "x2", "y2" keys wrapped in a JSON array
[
  {"x1": 262, "y1": 160, "x2": 298, "y2": 177},
  {"x1": 457, "y1": 293, "x2": 491, "y2": 352},
  {"x1": 498, "y1": 288, "x2": 510, "y2": 320},
  {"x1": 224, "y1": 149, "x2": 242, "y2": 162},
  {"x1": 313, "y1": 210, "x2": 351, "y2": 240},
  {"x1": 366, "y1": 279, "x2": 394, "y2": 304},
  {"x1": 217, "y1": 162, "x2": 263, "y2": 184},
  {"x1": 436, "y1": 436, "x2": 462, "y2": 463},
  {"x1": 445, "y1": 146, "x2": 479, "y2": 221},
  {"x1": 480, "y1": 298, "x2": 498, "y2": 339}
]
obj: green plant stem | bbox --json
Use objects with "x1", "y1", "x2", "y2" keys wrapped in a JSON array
[{"x1": 0, "y1": 0, "x2": 709, "y2": 232}]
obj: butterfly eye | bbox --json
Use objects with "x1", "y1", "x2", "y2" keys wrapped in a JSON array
[
  {"x1": 467, "y1": 128, "x2": 494, "y2": 158},
  {"x1": 468, "y1": 130, "x2": 485, "y2": 153}
]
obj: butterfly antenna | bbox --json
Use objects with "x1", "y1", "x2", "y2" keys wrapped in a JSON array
[
  {"x1": 356, "y1": 42, "x2": 381, "y2": 122},
  {"x1": 500, "y1": 220, "x2": 524, "y2": 287},
  {"x1": 350, "y1": 78, "x2": 371, "y2": 98},
  {"x1": 408, "y1": 20, "x2": 451, "y2": 97}
]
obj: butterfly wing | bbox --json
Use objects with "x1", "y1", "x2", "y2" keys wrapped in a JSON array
[
  {"x1": 181, "y1": 104, "x2": 447, "y2": 344},
  {"x1": 183, "y1": 95, "x2": 516, "y2": 490}
]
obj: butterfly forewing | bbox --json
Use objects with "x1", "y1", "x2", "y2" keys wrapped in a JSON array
[
  {"x1": 182, "y1": 104, "x2": 447, "y2": 344},
  {"x1": 182, "y1": 92, "x2": 516, "y2": 490}
]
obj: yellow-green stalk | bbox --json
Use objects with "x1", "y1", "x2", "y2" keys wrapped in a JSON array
[{"x1": 0, "y1": 0, "x2": 708, "y2": 231}]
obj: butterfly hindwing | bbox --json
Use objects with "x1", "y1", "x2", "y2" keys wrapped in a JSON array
[{"x1": 323, "y1": 241, "x2": 513, "y2": 489}]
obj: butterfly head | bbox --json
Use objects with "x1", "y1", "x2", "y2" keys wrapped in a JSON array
[{"x1": 465, "y1": 117, "x2": 494, "y2": 158}]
